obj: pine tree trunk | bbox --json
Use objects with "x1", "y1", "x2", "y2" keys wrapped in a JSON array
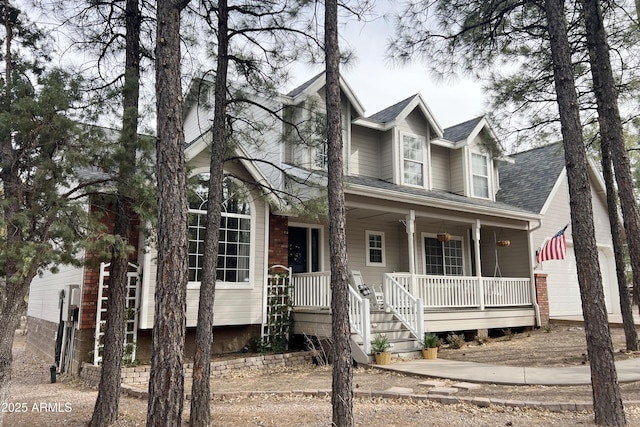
[
  {"x1": 147, "y1": 0, "x2": 189, "y2": 425},
  {"x1": 325, "y1": 1, "x2": 354, "y2": 426},
  {"x1": 581, "y1": 0, "x2": 640, "y2": 343},
  {"x1": 91, "y1": 1, "x2": 141, "y2": 425},
  {"x1": 0, "y1": 308, "x2": 21, "y2": 426},
  {"x1": 601, "y1": 141, "x2": 638, "y2": 351},
  {"x1": 189, "y1": 1, "x2": 229, "y2": 425},
  {"x1": 544, "y1": 0, "x2": 626, "y2": 424}
]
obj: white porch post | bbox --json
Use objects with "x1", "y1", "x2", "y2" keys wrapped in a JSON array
[
  {"x1": 406, "y1": 210, "x2": 416, "y2": 295},
  {"x1": 473, "y1": 220, "x2": 485, "y2": 310}
]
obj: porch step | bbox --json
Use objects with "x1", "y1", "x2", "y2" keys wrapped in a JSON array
[{"x1": 352, "y1": 310, "x2": 422, "y2": 355}]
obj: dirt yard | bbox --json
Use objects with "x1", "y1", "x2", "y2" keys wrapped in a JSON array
[{"x1": 6, "y1": 324, "x2": 640, "y2": 426}]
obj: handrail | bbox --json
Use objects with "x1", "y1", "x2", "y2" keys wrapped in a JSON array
[
  {"x1": 383, "y1": 274, "x2": 424, "y2": 340},
  {"x1": 348, "y1": 285, "x2": 371, "y2": 354}
]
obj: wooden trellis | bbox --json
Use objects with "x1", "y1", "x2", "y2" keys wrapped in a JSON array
[
  {"x1": 94, "y1": 262, "x2": 140, "y2": 365},
  {"x1": 263, "y1": 265, "x2": 293, "y2": 352}
]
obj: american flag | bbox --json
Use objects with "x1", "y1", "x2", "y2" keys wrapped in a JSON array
[{"x1": 536, "y1": 225, "x2": 568, "y2": 263}]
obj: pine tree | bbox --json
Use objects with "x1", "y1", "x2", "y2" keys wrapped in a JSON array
[
  {"x1": 0, "y1": 1, "x2": 106, "y2": 420},
  {"x1": 146, "y1": 0, "x2": 191, "y2": 425}
]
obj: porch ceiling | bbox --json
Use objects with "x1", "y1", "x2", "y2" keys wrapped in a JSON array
[
  {"x1": 346, "y1": 206, "x2": 404, "y2": 222},
  {"x1": 346, "y1": 206, "x2": 470, "y2": 229}
]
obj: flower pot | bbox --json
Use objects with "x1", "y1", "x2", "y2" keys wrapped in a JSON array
[
  {"x1": 374, "y1": 351, "x2": 392, "y2": 365},
  {"x1": 422, "y1": 347, "x2": 438, "y2": 360},
  {"x1": 497, "y1": 240, "x2": 510, "y2": 248},
  {"x1": 437, "y1": 232, "x2": 451, "y2": 242}
]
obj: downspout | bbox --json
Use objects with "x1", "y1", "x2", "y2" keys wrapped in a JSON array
[
  {"x1": 139, "y1": 228, "x2": 152, "y2": 328},
  {"x1": 528, "y1": 219, "x2": 543, "y2": 327}
]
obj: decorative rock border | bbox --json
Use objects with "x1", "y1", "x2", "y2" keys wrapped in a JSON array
[{"x1": 80, "y1": 351, "x2": 313, "y2": 387}]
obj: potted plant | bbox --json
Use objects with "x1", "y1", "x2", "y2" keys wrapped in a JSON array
[
  {"x1": 421, "y1": 332, "x2": 440, "y2": 360},
  {"x1": 371, "y1": 333, "x2": 392, "y2": 365},
  {"x1": 496, "y1": 240, "x2": 511, "y2": 248}
]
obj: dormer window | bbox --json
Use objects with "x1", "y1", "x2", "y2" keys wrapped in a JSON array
[
  {"x1": 313, "y1": 142, "x2": 327, "y2": 169},
  {"x1": 471, "y1": 152, "x2": 490, "y2": 198},
  {"x1": 401, "y1": 133, "x2": 426, "y2": 187}
]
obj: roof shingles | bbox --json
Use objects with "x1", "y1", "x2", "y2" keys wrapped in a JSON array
[
  {"x1": 496, "y1": 142, "x2": 565, "y2": 213},
  {"x1": 443, "y1": 116, "x2": 483, "y2": 142}
]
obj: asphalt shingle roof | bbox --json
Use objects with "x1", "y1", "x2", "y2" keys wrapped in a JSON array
[
  {"x1": 367, "y1": 95, "x2": 417, "y2": 124},
  {"x1": 496, "y1": 142, "x2": 566, "y2": 213},
  {"x1": 287, "y1": 72, "x2": 324, "y2": 98},
  {"x1": 443, "y1": 116, "x2": 483, "y2": 142},
  {"x1": 345, "y1": 175, "x2": 535, "y2": 216}
]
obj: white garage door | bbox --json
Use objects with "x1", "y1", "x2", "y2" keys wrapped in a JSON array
[{"x1": 545, "y1": 245, "x2": 616, "y2": 317}]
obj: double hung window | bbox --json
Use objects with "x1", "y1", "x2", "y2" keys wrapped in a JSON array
[
  {"x1": 365, "y1": 231, "x2": 385, "y2": 266},
  {"x1": 402, "y1": 134, "x2": 425, "y2": 186},
  {"x1": 471, "y1": 152, "x2": 490, "y2": 198}
]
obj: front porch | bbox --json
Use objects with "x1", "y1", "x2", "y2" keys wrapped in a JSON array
[{"x1": 290, "y1": 271, "x2": 537, "y2": 360}]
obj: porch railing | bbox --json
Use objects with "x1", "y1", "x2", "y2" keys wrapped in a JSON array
[
  {"x1": 386, "y1": 273, "x2": 532, "y2": 309},
  {"x1": 292, "y1": 272, "x2": 372, "y2": 353},
  {"x1": 383, "y1": 275, "x2": 424, "y2": 340},
  {"x1": 348, "y1": 285, "x2": 371, "y2": 354},
  {"x1": 483, "y1": 277, "x2": 532, "y2": 307},
  {"x1": 292, "y1": 271, "x2": 331, "y2": 307}
]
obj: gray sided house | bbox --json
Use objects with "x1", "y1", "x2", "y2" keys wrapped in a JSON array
[{"x1": 26, "y1": 73, "x2": 620, "y2": 371}]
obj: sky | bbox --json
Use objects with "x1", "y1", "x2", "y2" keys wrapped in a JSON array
[
  {"x1": 287, "y1": 2, "x2": 488, "y2": 129},
  {"x1": 26, "y1": 0, "x2": 487, "y2": 131}
]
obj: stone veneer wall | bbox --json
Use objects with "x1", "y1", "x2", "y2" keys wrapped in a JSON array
[{"x1": 80, "y1": 351, "x2": 313, "y2": 387}]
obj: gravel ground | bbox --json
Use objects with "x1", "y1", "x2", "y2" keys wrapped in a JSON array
[{"x1": 7, "y1": 328, "x2": 640, "y2": 426}]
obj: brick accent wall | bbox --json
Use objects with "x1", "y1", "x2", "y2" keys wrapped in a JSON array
[
  {"x1": 534, "y1": 273, "x2": 550, "y2": 327},
  {"x1": 80, "y1": 351, "x2": 313, "y2": 387},
  {"x1": 268, "y1": 214, "x2": 289, "y2": 267},
  {"x1": 80, "y1": 199, "x2": 141, "y2": 331}
]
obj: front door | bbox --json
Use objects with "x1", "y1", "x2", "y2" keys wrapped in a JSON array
[{"x1": 288, "y1": 226, "x2": 321, "y2": 273}]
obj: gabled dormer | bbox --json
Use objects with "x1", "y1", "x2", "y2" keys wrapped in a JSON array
[
  {"x1": 353, "y1": 94, "x2": 443, "y2": 189},
  {"x1": 350, "y1": 91, "x2": 505, "y2": 202},
  {"x1": 282, "y1": 72, "x2": 365, "y2": 172},
  {"x1": 440, "y1": 116, "x2": 504, "y2": 202}
]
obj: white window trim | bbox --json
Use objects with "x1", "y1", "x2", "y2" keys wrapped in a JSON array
[
  {"x1": 470, "y1": 151, "x2": 491, "y2": 200},
  {"x1": 399, "y1": 131, "x2": 428, "y2": 188},
  {"x1": 421, "y1": 232, "x2": 466, "y2": 276},
  {"x1": 365, "y1": 230, "x2": 386, "y2": 267},
  {"x1": 311, "y1": 143, "x2": 327, "y2": 170},
  {"x1": 187, "y1": 174, "x2": 256, "y2": 290},
  {"x1": 288, "y1": 222, "x2": 325, "y2": 273}
]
